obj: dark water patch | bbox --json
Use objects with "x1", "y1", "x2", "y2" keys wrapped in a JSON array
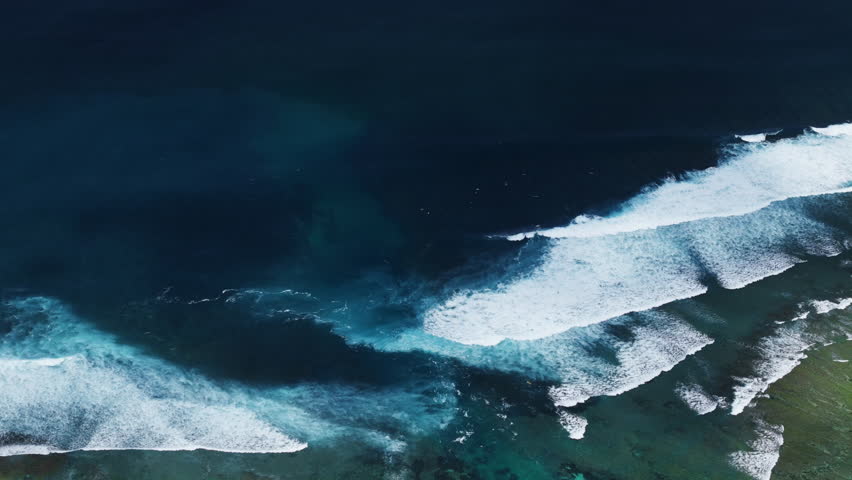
[
  {"x1": 75, "y1": 294, "x2": 445, "y2": 387},
  {"x1": 353, "y1": 133, "x2": 721, "y2": 251},
  {"x1": 5, "y1": 2, "x2": 852, "y2": 137}
]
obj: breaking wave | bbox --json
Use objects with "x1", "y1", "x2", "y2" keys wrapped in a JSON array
[
  {"x1": 730, "y1": 295, "x2": 852, "y2": 415},
  {"x1": 425, "y1": 126, "x2": 852, "y2": 345},
  {"x1": 729, "y1": 421, "x2": 785, "y2": 480},
  {"x1": 378, "y1": 310, "x2": 712, "y2": 410},
  {"x1": 0, "y1": 296, "x2": 454, "y2": 456},
  {"x1": 675, "y1": 383, "x2": 725, "y2": 415}
]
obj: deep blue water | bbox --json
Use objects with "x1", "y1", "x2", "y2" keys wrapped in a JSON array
[{"x1": 1, "y1": 2, "x2": 852, "y2": 479}]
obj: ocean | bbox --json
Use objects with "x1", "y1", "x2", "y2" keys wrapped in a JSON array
[{"x1": 1, "y1": 1, "x2": 851, "y2": 479}]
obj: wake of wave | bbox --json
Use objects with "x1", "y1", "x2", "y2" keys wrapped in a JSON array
[
  {"x1": 730, "y1": 296, "x2": 852, "y2": 416},
  {"x1": 425, "y1": 125, "x2": 852, "y2": 345},
  {"x1": 508, "y1": 124, "x2": 852, "y2": 241},
  {"x1": 0, "y1": 297, "x2": 454, "y2": 456}
]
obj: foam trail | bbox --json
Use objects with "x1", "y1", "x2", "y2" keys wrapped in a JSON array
[
  {"x1": 735, "y1": 130, "x2": 781, "y2": 143},
  {"x1": 425, "y1": 228, "x2": 709, "y2": 345},
  {"x1": 548, "y1": 316, "x2": 713, "y2": 408},
  {"x1": 729, "y1": 421, "x2": 784, "y2": 480},
  {"x1": 675, "y1": 383, "x2": 722, "y2": 415},
  {"x1": 0, "y1": 297, "x2": 306, "y2": 455},
  {"x1": 426, "y1": 128, "x2": 851, "y2": 345},
  {"x1": 0, "y1": 297, "x2": 456, "y2": 456},
  {"x1": 730, "y1": 330, "x2": 810, "y2": 416},
  {"x1": 730, "y1": 295, "x2": 852, "y2": 415},
  {"x1": 427, "y1": 199, "x2": 843, "y2": 345},
  {"x1": 810, "y1": 122, "x2": 852, "y2": 136},
  {"x1": 557, "y1": 411, "x2": 588, "y2": 440},
  {"x1": 381, "y1": 311, "x2": 712, "y2": 410},
  {"x1": 510, "y1": 128, "x2": 852, "y2": 240},
  {"x1": 810, "y1": 297, "x2": 852, "y2": 314},
  {"x1": 736, "y1": 133, "x2": 767, "y2": 143}
]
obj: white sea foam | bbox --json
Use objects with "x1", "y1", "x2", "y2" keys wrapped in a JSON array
[
  {"x1": 452, "y1": 430, "x2": 474, "y2": 444},
  {"x1": 510, "y1": 130, "x2": 852, "y2": 240},
  {"x1": 810, "y1": 297, "x2": 852, "y2": 314},
  {"x1": 675, "y1": 383, "x2": 722, "y2": 415},
  {"x1": 730, "y1": 329, "x2": 811, "y2": 416},
  {"x1": 0, "y1": 297, "x2": 306, "y2": 456},
  {"x1": 0, "y1": 445, "x2": 54, "y2": 456},
  {"x1": 0, "y1": 297, "x2": 455, "y2": 456},
  {"x1": 557, "y1": 411, "x2": 587, "y2": 440},
  {"x1": 736, "y1": 133, "x2": 768, "y2": 143},
  {"x1": 426, "y1": 202, "x2": 842, "y2": 345},
  {"x1": 735, "y1": 130, "x2": 781, "y2": 143},
  {"x1": 731, "y1": 294, "x2": 852, "y2": 415},
  {"x1": 0, "y1": 359, "x2": 307, "y2": 455},
  {"x1": 426, "y1": 128, "x2": 851, "y2": 345},
  {"x1": 810, "y1": 122, "x2": 852, "y2": 136},
  {"x1": 548, "y1": 316, "x2": 713, "y2": 408},
  {"x1": 383, "y1": 311, "x2": 712, "y2": 411},
  {"x1": 425, "y1": 228, "x2": 710, "y2": 345},
  {"x1": 729, "y1": 421, "x2": 784, "y2": 480},
  {"x1": 4, "y1": 356, "x2": 71, "y2": 367}
]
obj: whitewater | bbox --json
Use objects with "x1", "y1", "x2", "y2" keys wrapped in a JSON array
[{"x1": 424, "y1": 125, "x2": 852, "y2": 346}]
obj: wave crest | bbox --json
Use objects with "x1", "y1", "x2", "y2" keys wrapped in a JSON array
[{"x1": 426, "y1": 127, "x2": 852, "y2": 345}]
